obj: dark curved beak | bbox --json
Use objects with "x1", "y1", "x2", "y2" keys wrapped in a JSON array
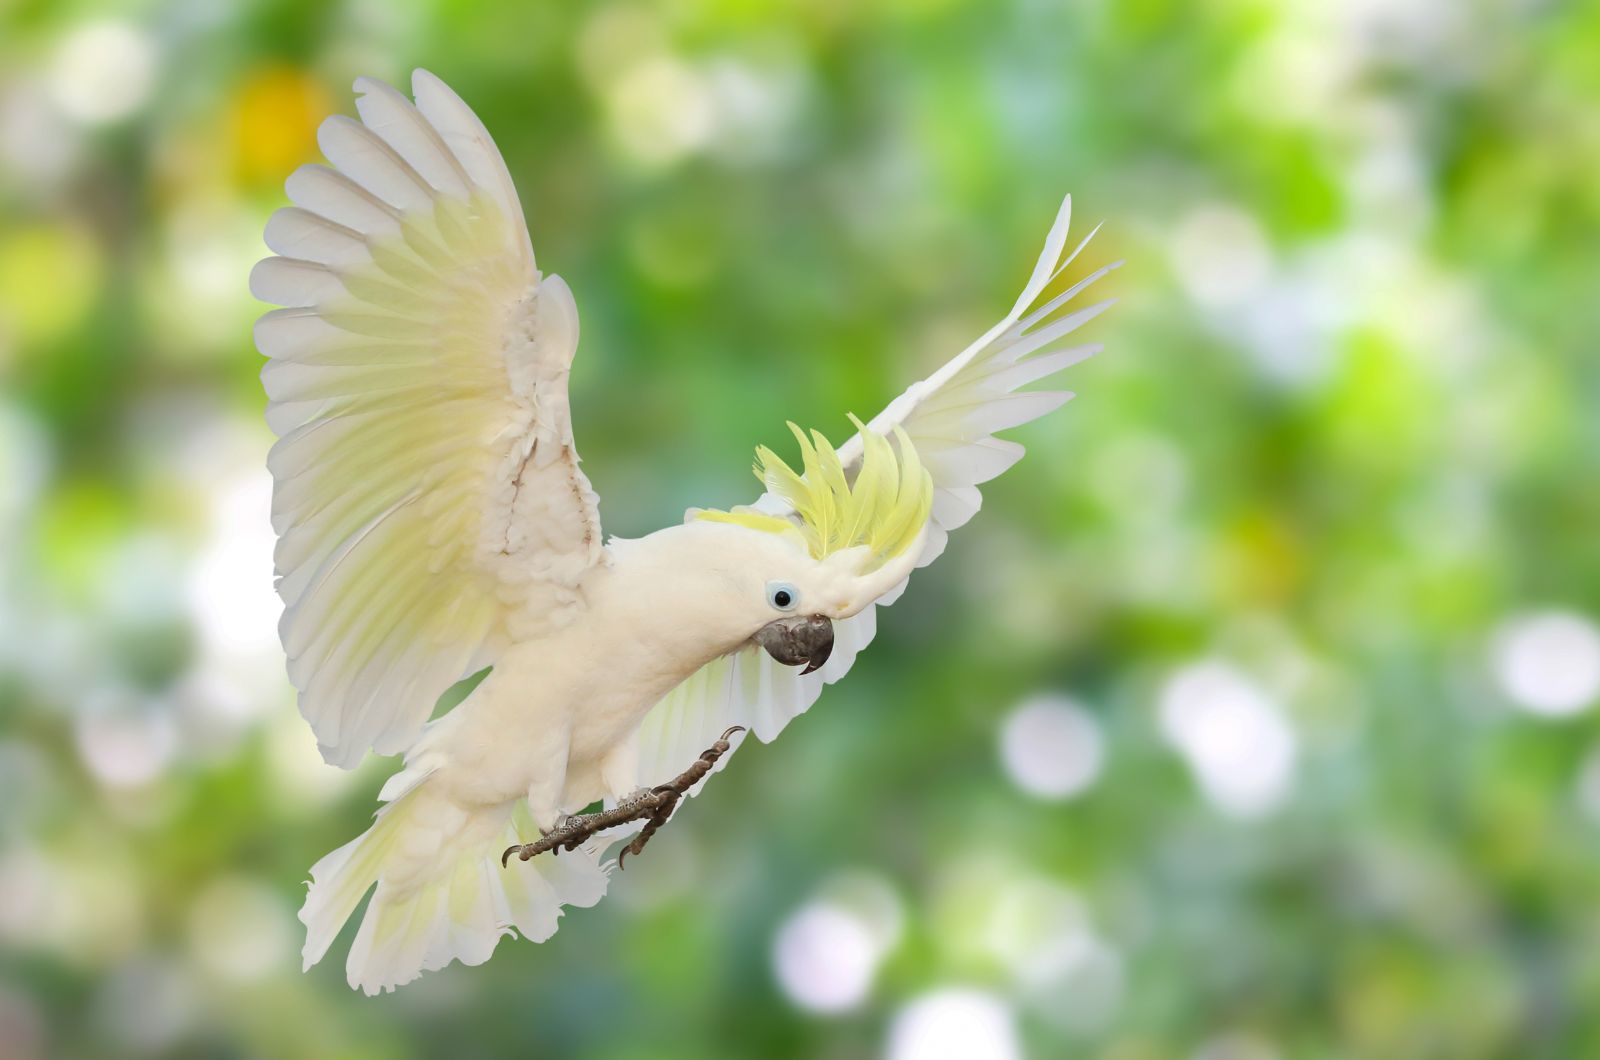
[{"x1": 753, "y1": 615, "x2": 835, "y2": 674}]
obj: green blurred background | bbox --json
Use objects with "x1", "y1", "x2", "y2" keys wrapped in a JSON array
[{"x1": 3, "y1": 0, "x2": 1600, "y2": 1057}]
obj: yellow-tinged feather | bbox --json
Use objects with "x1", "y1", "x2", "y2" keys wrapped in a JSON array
[
  {"x1": 693, "y1": 509, "x2": 803, "y2": 539},
  {"x1": 696, "y1": 420, "x2": 932, "y2": 569}
]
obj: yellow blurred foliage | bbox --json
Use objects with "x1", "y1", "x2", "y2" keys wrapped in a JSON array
[
  {"x1": 1220, "y1": 508, "x2": 1304, "y2": 606},
  {"x1": 0, "y1": 222, "x2": 104, "y2": 357},
  {"x1": 228, "y1": 66, "x2": 332, "y2": 186}
]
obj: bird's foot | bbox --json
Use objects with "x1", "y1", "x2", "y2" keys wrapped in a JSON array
[
  {"x1": 612, "y1": 724, "x2": 741, "y2": 868},
  {"x1": 541, "y1": 813, "x2": 581, "y2": 836},
  {"x1": 501, "y1": 726, "x2": 745, "y2": 869}
]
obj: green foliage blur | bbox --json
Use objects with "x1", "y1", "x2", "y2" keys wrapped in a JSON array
[{"x1": 3, "y1": 1, "x2": 1599, "y2": 1058}]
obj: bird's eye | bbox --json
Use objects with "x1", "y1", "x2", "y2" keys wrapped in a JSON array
[{"x1": 766, "y1": 581, "x2": 800, "y2": 612}]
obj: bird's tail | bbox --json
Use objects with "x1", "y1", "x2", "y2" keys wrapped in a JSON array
[{"x1": 299, "y1": 769, "x2": 612, "y2": 995}]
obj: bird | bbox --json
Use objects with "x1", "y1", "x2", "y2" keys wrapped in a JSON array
[{"x1": 251, "y1": 69, "x2": 1115, "y2": 994}]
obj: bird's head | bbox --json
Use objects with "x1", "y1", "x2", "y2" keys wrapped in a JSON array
[{"x1": 689, "y1": 418, "x2": 932, "y2": 674}]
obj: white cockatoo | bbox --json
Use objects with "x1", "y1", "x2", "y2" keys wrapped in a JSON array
[{"x1": 251, "y1": 70, "x2": 1114, "y2": 994}]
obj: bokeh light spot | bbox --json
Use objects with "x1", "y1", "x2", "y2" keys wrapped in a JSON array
[
  {"x1": 1491, "y1": 611, "x2": 1600, "y2": 718},
  {"x1": 603, "y1": 56, "x2": 715, "y2": 167},
  {"x1": 184, "y1": 466, "x2": 282, "y2": 681},
  {"x1": 772, "y1": 900, "x2": 880, "y2": 1013},
  {"x1": 74, "y1": 694, "x2": 178, "y2": 790},
  {"x1": 1160, "y1": 661, "x2": 1297, "y2": 818},
  {"x1": 887, "y1": 988, "x2": 1021, "y2": 1060},
  {"x1": 48, "y1": 20, "x2": 156, "y2": 126},
  {"x1": 998, "y1": 694, "x2": 1105, "y2": 801},
  {"x1": 186, "y1": 876, "x2": 295, "y2": 983},
  {"x1": 1169, "y1": 204, "x2": 1273, "y2": 310}
]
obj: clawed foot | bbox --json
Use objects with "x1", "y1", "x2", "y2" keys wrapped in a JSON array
[{"x1": 501, "y1": 726, "x2": 745, "y2": 869}]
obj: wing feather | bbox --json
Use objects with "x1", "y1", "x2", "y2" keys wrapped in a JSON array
[
  {"x1": 351, "y1": 77, "x2": 473, "y2": 198},
  {"x1": 411, "y1": 69, "x2": 532, "y2": 263},
  {"x1": 316, "y1": 115, "x2": 435, "y2": 212},
  {"x1": 249, "y1": 257, "x2": 342, "y2": 307},
  {"x1": 263, "y1": 208, "x2": 368, "y2": 265},
  {"x1": 285, "y1": 164, "x2": 402, "y2": 236},
  {"x1": 256, "y1": 71, "x2": 603, "y2": 767}
]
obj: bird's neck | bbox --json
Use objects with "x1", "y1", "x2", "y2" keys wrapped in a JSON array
[{"x1": 581, "y1": 522, "x2": 759, "y2": 668}]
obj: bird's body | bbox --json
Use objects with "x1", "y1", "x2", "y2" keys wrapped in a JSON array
[
  {"x1": 254, "y1": 69, "x2": 1113, "y2": 993},
  {"x1": 409, "y1": 519, "x2": 855, "y2": 818}
]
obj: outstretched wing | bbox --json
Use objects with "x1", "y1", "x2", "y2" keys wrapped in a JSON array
[
  {"x1": 630, "y1": 196, "x2": 1113, "y2": 792},
  {"x1": 252, "y1": 71, "x2": 603, "y2": 768}
]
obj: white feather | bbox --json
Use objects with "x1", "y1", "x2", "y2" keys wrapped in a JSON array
[
  {"x1": 996, "y1": 299, "x2": 1115, "y2": 364},
  {"x1": 982, "y1": 344, "x2": 1100, "y2": 392},
  {"x1": 316, "y1": 115, "x2": 434, "y2": 213},
  {"x1": 919, "y1": 437, "x2": 1027, "y2": 485},
  {"x1": 410, "y1": 69, "x2": 534, "y2": 268},
  {"x1": 931, "y1": 485, "x2": 983, "y2": 531},
  {"x1": 909, "y1": 389, "x2": 1074, "y2": 435},
  {"x1": 249, "y1": 256, "x2": 342, "y2": 307},
  {"x1": 253, "y1": 307, "x2": 352, "y2": 366},
  {"x1": 286, "y1": 164, "x2": 401, "y2": 236},
  {"x1": 352, "y1": 76, "x2": 472, "y2": 198},
  {"x1": 303, "y1": 777, "x2": 609, "y2": 995},
  {"x1": 263, "y1": 207, "x2": 367, "y2": 266}
]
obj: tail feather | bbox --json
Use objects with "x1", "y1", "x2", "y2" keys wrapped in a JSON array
[
  {"x1": 301, "y1": 807, "x2": 407, "y2": 969},
  {"x1": 301, "y1": 779, "x2": 613, "y2": 995}
]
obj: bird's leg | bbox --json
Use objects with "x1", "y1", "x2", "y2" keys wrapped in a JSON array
[{"x1": 501, "y1": 726, "x2": 744, "y2": 869}]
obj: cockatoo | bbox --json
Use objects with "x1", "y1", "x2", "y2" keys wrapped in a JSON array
[{"x1": 251, "y1": 70, "x2": 1114, "y2": 994}]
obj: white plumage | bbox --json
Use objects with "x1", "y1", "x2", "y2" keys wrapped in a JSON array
[{"x1": 253, "y1": 70, "x2": 1115, "y2": 993}]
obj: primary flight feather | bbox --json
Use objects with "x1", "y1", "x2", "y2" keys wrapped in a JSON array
[{"x1": 252, "y1": 70, "x2": 1115, "y2": 994}]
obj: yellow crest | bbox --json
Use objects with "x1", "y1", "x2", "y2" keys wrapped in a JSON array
[{"x1": 696, "y1": 417, "x2": 933, "y2": 569}]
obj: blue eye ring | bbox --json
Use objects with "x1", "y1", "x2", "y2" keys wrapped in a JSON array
[{"x1": 766, "y1": 581, "x2": 800, "y2": 612}]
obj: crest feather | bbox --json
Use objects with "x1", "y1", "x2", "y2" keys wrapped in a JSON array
[{"x1": 696, "y1": 418, "x2": 933, "y2": 568}]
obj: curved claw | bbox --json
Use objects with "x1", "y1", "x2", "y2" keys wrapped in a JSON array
[
  {"x1": 617, "y1": 846, "x2": 631, "y2": 871},
  {"x1": 720, "y1": 725, "x2": 747, "y2": 742},
  {"x1": 501, "y1": 844, "x2": 522, "y2": 868}
]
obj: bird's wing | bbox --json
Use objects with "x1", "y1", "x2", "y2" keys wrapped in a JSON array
[
  {"x1": 252, "y1": 71, "x2": 603, "y2": 768},
  {"x1": 629, "y1": 196, "x2": 1113, "y2": 791}
]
